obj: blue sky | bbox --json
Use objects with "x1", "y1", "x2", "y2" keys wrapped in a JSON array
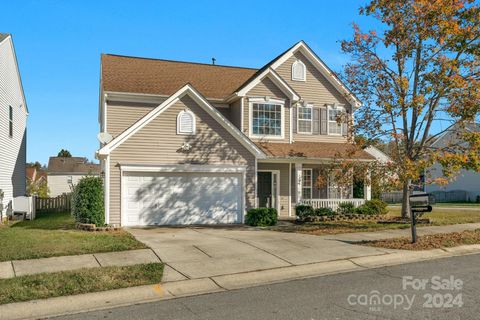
[{"x1": 4, "y1": 0, "x2": 377, "y2": 164}]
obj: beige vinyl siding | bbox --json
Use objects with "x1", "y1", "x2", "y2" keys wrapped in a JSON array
[
  {"x1": 275, "y1": 51, "x2": 350, "y2": 143},
  {"x1": 229, "y1": 98, "x2": 242, "y2": 131},
  {"x1": 0, "y1": 36, "x2": 27, "y2": 218},
  {"x1": 257, "y1": 162, "x2": 290, "y2": 217},
  {"x1": 106, "y1": 102, "x2": 158, "y2": 138},
  {"x1": 47, "y1": 174, "x2": 97, "y2": 197},
  {"x1": 244, "y1": 77, "x2": 291, "y2": 143},
  {"x1": 108, "y1": 95, "x2": 256, "y2": 225}
]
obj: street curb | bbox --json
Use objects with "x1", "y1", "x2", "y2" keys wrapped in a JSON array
[{"x1": 2, "y1": 246, "x2": 480, "y2": 320}]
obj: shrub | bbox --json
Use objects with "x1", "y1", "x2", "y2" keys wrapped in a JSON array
[
  {"x1": 245, "y1": 208, "x2": 277, "y2": 226},
  {"x1": 295, "y1": 205, "x2": 315, "y2": 219},
  {"x1": 337, "y1": 202, "x2": 355, "y2": 215},
  {"x1": 72, "y1": 176, "x2": 104, "y2": 226},
  {"x1": 314, "y1": 207, "x2": 336, "y2": 216},
  {"x1": 355, "y1": 199, "x2": 388, "y2": 215}
]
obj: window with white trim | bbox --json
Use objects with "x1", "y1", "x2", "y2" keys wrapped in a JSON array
[
  {"x1": 297, "y1": 105, "x2": 312, "y2": 133},
  {"x1": 292, "y1": 60, "x2": 306, "y2": 81},
  {"x1": 328, "y1": 105, "x2": 344, "y2": 135},
  {"x1": 8, "y1": 106, "x2": 13, "y2": 138},
  {"x1": 302, "y1": 169, "x2": 312, "y2": 199},
  {"x1": 251, "y1": 101, "x2": 284, "y2": 137},
  {"x1": 177, "y1": 110, "x2": 196, "y2": 135}
]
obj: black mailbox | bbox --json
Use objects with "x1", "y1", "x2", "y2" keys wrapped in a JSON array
[
  {"x1": 409, "y1": 193, "x2": 434, "y2": 243},
  {"x1": 409, "y1": 193, "x2": 434, "y2": 213}
]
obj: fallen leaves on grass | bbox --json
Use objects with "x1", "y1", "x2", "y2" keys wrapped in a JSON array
[{"x1": 360, "y1": 229, "x2": 480, "y2": 250}]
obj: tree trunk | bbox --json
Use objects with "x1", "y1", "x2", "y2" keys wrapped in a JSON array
[{"x1": 401, "y1": 180, "x2": 411, "y2": 219}]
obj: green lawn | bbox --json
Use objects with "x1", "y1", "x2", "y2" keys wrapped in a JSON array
[
  {"x1": 387, "y1": 207, "x2": 480, "y2": 225},
  {"x1": 0, "y1": 212, "x2": 147, "y2": 262},
  {"x1": 0, "y1": 263, "x2": 163, "y2": 305}
]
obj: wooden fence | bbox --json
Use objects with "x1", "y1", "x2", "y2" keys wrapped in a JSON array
[{"x1": 35, "y1": 194, "x2": 72, "y2": 212}]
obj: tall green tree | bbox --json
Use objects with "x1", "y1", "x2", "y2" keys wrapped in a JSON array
[{"x1": 341, "y1": 0, "x2": 480, "y2": 217}]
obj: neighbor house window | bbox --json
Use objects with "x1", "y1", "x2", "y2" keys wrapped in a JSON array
[
  {"x1": 8, "y1": 106, "x2": 13, "y2": 137},
  {"x1": 297, "y1": 105, "x2": 312, "y2": 133},
  {"x1": 177, "y1": 110, "x2": 196, "y2": 135},
  {"x1": 302, "y1": 169, "x2": 313, "y2": 199},
  {"x1": 292, "y1": 60, "x2": 306, "y2": 81},
  {"x1": 67, "y1": 176, "x2": 72, "y2": 184},
  {"x1": 251, "y1": 101, "x2": 284, "y2": 137},
  {"x1": 328, "y1": 105, "x2": 344, "y2": 135}
]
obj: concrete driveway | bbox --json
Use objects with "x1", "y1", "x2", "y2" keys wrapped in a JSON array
[{"x1": 128, "y1": 227, "x2": 392, "y2": 281}]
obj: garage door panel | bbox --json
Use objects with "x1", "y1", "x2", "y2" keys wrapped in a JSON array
[{"x1": 123, "y1": 171, "x2": 243, "y2": 226}]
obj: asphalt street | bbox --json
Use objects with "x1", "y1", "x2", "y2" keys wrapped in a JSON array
[{"x1": 52, "y1": 253, "x2": 480, "y2": 320}]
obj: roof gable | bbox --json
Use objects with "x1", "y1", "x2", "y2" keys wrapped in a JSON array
[
  {"x1": 269, "y1": 41, "x2": 361, "y2": 107},
  {"x1": 97, "y1": 84, "x2": 265, "y2": 158},
  {"x1": 233, "y1": 68, "x2": 300, "y2": 101}
]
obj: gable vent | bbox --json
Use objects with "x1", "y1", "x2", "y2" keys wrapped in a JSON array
[{"x1": 177, "y1": 110, "x2": 196, "y2": 135}]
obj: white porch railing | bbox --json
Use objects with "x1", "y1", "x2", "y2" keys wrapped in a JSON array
[{"x1": 300, "y1": 198, "x2": 365, "y2": 211}]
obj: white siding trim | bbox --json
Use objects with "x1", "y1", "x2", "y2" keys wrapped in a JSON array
[
  {"x1": 119, "y1": 164, "x2": 247, "y2": 173},
  {"x1": 105, "y1": 155, "x2": 110, "y2": 224}
]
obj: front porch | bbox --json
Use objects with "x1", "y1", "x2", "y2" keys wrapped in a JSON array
[{"x1": 256, "y1": 161, "x2": 371, "y2": 218}]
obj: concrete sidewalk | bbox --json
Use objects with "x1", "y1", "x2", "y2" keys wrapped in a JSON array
[{"x1": 0, "y1": 249, "x2": 160, "y2": 279}]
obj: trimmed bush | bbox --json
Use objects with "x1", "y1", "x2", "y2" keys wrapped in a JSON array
[
  {"x1": 295, "y1": 205, "x2": 315, "y2": 219},
  {"x1": 245, "y1": 208, "x2": 278, "y2": 226},
  {"x1": 72, "y1": 176, "x2": 105, "y2": 226},
  {"x1": 314, "y1": 207, "x2": 336, "y2": 216},
  {"x1": 337, "y1": 202, "x2": 355, "y2": 215},
  {"x1": 355, "y1": 199, "x2": 388, "y2": 215}
]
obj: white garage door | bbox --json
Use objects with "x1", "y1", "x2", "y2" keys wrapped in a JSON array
[{"x1": 123, "y1": 171, "x2": 243, "y2": 226}]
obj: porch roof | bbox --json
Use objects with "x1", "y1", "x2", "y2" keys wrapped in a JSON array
[{"x1": 254, "y1": 142, "x2": 375, "y2": 160}]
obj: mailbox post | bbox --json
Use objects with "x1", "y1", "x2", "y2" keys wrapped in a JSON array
[{"x1": 409, "y1": 194, "x2": 433, "y2": 243}]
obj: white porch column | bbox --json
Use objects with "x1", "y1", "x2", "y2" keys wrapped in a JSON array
[
  {"x1": 295, "y1": 163, "x2": 303, "y2": 204},
  {"x1": 364, "y1": 170, "x2": 372, "y2": 201}
]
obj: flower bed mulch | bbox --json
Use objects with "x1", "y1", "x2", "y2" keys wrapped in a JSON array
[
  {"x1": 75, "y1": 223, "x2": 122, "y2": 232},
  {"x1": 297, "y1": 214, "x2": 387, "y2": 223},
  {"x1": 359, "y1": 229, "x2": 480, "y2": 250}
]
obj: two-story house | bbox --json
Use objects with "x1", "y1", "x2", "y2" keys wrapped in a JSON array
[
  {"x1": 96, "y1": 41, "x2": 375, "y2": 226},
  {"x1": 0, "y1": 33, "x2": 28, "y2": 221}
]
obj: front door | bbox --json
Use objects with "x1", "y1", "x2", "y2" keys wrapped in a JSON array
[
  {"x1": 257, "y1": 171, "x2": 279, "y2": 210},
  {"x1": 257, "y1": 172, "x2": 272, "y2": 208}
]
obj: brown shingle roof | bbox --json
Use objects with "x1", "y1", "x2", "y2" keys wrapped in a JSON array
[
  {"x1": 47, "y1": 157, "x2": 101, "y2": 174},
  {"x1": 255, "y1": 142, "x2": 375, "y2": 160},
  {"x1": 101, "y1": 54, "x2": 258, "y2": 99}
]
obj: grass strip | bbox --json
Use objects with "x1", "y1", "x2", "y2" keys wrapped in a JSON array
[{"x1": 0, "y1": 263, "x2": 163, "y2": 305}]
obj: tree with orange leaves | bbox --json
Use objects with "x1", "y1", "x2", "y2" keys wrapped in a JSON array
[{"x1": 341, "y1": 0, "x2": 480, "y2": 218}]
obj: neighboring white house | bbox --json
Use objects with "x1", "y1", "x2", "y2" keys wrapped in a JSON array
[
  {"x1": 0, "y1": 33, "x2": 28, "y2": 221},
  {"x1": 426, "y1": 122, "x2": 480, "y2": 202},
  {"x1": 47, "y1": 157, "x2": 101, "y2": 196}
]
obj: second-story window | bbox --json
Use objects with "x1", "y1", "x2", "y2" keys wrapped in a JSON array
[
  {"x1": 297, "y1": 105, "x2": 312, "y2": 134},
  {"x1": 8, "y1": 106, "x2": 13, "y2": 137},
  {"x1": 251, "y1": 99, "x2": 284, "y2": 138},
  {"x1": 328, "y1": 105, "x2": 344, "y2": 135}
]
